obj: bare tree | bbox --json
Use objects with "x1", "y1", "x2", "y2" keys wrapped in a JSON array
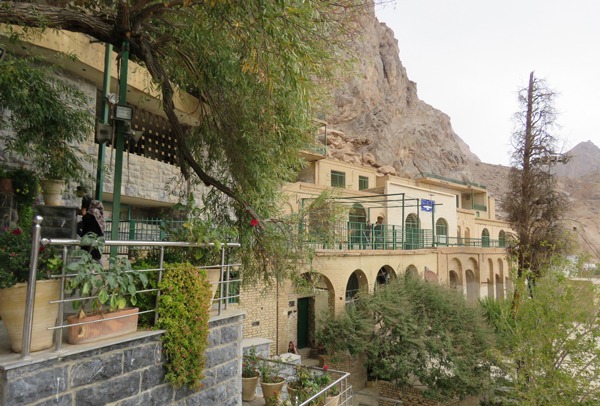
[{"x1": 502, "y1": 71, "x2": 569, "y2": 302}]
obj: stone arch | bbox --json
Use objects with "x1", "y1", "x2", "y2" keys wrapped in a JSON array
[
  {"x1": 424, "y1": 266, "x2": 439, "y2": 284},
  {"x1": 465, "y1": 269, "x2": 478, "y2": 302},
  {"x1": 481, "y1": 228, "x2": 490, "y2": 247},
  {"x1": 495, "y1": 274, "x2": 504, "y2": 300},
  {"x1": 449, "y1": 258, "x2": 463, "y2": 290},
  {"x1": 487, "y1": 258, "x2": 494, "y2": 298},
  {"x1": 376, "y1": 265, "x2": 396, "y2": 288},
  {"x1": 300, "y1": 272, "x2": 335, "y2": 348},
  {"x1": 405, "y1": 264, "x2": 419, "y2": 278},
  {"x1": 345, "y1": 269, "x2": 368, "y2": 308}
]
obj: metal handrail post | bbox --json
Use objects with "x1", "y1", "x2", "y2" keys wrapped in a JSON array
[
  {"x1": 54, "y1": 245, "x2": 69, "y2": 352},
  {"x1": 21, "y1": 215, "x2": 43, "y2": 359},
  {"x1": 154, "y1": 246, "x2": 165, "y2": 326}
]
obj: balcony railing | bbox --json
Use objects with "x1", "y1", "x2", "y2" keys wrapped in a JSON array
[
  {"x1": 245, "y1": 355, "x2": 352, "y2": 406},
  {"x1": 15, "y1": 216, "x2": 240, "y2": 358}
]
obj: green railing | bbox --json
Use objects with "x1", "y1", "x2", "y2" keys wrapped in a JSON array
[
  {"x1": 305, "y1": 221, "x2": 504, "y2": 251},
  {"x1": 107, "y1": 219, "x2": 505, "y2": 254}
]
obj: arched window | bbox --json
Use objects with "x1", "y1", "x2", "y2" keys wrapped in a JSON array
[
  {"x1": 499, "y1": 230, "x2": 506, "y2": 247},
  {"x1": 345, "y1": 272, "x2": 360, "y2": 307},
  {"x1": 404, "y1": 214, "x2": 420, "y2": 249},
  {"x1": 436, "y1": 218, "x2": 448, "y2": 246},
  {"x1": 481, "y1": 228, "x2": 490, "y2": 247},
  {"x1": 449, "y1": 270, "x2": 459, "y2": 289},
  {"x1": 349, "y1": 204, "x2": 367, "y2": 249}
]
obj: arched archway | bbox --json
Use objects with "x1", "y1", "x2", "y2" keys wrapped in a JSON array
[
  {"x1": 298, "y1": 272, "x2": 335, "y2": 349},
  {"x1": 495, "y1": 274, "x2": 504, "y2": 300},
  {"x1": 349, "y1": 204, "x2": 367, "y2": 249},
  {"x1": 376, "y1": 265, "x2": 396, "y2": 288},
  {"x1": 405, "y1": 213, "x2": 420, "y2": 249},
  {"x1": 449, "y1": 271, "x2": 459, "y2": 289},
  {"x1": 466, "y1": 269, "x2": 478, "y2": 302},
  {"x1": 345, "y1": 269, "x2": 368, "y2": 308},
  {"x1": 487, "y1": 258, "x2": 494, "y2": 298},
  {"x1": 499, "y1": 230, "x2": 506, "y2": 247},
  {"x1": 405, "y1": 264, "x2": 419, "y2": 278},
  {"x1": 481, "y1": 228, "x2": 490, "y2": 247},
  {"x1": 449, "y1": 258, "x2": 462, "y2": 290},
  {"x1": 436, "y1": 218, "x2": 448, "y2": 246}
]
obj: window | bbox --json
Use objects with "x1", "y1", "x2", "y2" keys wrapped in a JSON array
[
  {"x1": 435, "y1": 218, "x2": 448, "y2": 245},
  {"x1": 482, "y1": 228, "x2": 490, "y2": 247},
  {"x1": 331, "y1": 170, "x2": 346, "y2": 188},
  {"x1": 358, "y1": 176, "x2": 369, "y2": 190}
]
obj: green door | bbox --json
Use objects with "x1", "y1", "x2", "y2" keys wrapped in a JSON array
[{"x1": 297, "y1": 297, "x2": 310, "y2": 349}]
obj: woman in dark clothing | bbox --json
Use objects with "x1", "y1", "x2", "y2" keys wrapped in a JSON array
[{"x1": 77, "y1": 196, "x2": 105, "y2": 261}]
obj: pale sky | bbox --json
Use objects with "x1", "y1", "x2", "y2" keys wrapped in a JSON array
[{"x1": 375, "y1": 0, "x2": 600, "y2": 166}]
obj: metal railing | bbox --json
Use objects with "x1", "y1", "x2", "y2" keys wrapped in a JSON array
[
  {"x1": 18, "y1": 215, "x2": 240, "y2": 358},
  {"x1": 246, "y1": 355, "x2": 352, "y2": 406},
  {"x1": 305, "y1": 221, "x2": 503, "y2": 251}
]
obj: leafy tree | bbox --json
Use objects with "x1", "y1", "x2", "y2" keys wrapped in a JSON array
[
  {"x1": 502, "y1": 71, "x2": 570, "y2": 304},
  {"x1": 316, "y1": 276, "x2": 495, "y2": 401},
  {"x1": 0, "y1": 0, "x2": 367, "y2": 282},
  {"x1": 481, "y1": 259, "x2": 600, "y2": 404},
  {"x1": 0, "y1": 55, "x2": 93, "y2": 183}
]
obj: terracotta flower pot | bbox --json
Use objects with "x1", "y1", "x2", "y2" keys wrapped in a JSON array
[
  {"x1": 67, "y1": 307, "x2": 139, "y2": 344},
  {"x1": 0, "y1": 279, "x2": 60, "y2": 352},
  {"x1": 260, "y1": 378, "x2": 285, "y2": 406},
  {"x1": 242, "y1": 374, "x2": 259, "y2": 401},
  {"x1": 325, "y1": 394, "x2": 340, "y2": 406}
]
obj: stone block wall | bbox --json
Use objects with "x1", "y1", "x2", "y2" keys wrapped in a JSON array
[{"x1": 0, "y1": 312, "x2": 244, "y2": 406}]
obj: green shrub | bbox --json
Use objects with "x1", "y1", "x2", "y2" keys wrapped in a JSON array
[{"x1": 157, "y1": 262, "x2": 212, "y2": 389}]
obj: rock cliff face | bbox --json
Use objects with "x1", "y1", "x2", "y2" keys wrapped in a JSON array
[
  {"x1": 324, "y1": 4, "x2": 600, "y2": 260},
  {"x1": 325, "y1": 4, "x2": 479, "y2": 180}
]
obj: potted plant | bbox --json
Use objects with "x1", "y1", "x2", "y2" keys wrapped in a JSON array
[
  {"x1": 259, "y1": 358, "x2": 286, "y2": 406},
  {"x1": 0, "y1": 166, "x2": 13, "y2": 194},
  {"x1": 287, "y1": 365, "x2": 318, "y2": 404},
  {"x1": 242, "y1": 347, "x2": 260, "y2": 401},
  {"x1": 65, "y1": 234, "x2": 148, "y2": 344},
  {"x1": 313, "y1": 366, "x2": 341, "y2": 406},
  {"x1": 0, "y1": 226, "x2": 62, "y2": 352}
]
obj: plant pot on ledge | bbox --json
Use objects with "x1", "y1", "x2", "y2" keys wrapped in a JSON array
[
  {"x1": 260, "y1": 378, "x2": 285, "y2": 406},
  {"x1": 242, "y1": 375, "x2": 259, "y2": 401},
  {"x1": 66, "y1": 307, "x2": 139, "y2": 344},
  {"x1": 40, "y1": 179, "x2": 65, "y2": 206},
  {"x1": 0, "y1": 279, "x2": 60, "y2": 352}
]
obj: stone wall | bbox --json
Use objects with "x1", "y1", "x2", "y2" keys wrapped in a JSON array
[
  {"x1": 377, "y1": 381, "x2": 481, "y2": 406},
  {"x1": 0, "y1": 311, "x2": 244, "y2": 406}
]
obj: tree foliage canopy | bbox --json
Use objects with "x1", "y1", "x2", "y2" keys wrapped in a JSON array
[
  {"x1": 317, "y1": 276, "x2": 494, "y2": 401},
  {"x1": 481, "y1": 261, "x2": 600, "y2": 404},
  {"x1": 0, "y1": 0, "x2": 368, "y2": 282}
]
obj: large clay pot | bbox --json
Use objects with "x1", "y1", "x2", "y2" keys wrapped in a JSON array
[
  {"x1": 40, "y1": 179, "x2": 65, "y2": 206},
  {"x1": 260, "y1": 379, "x2": 285, "y2": 406},
  {"x1": 241, "y1": 375, "x2": 259, "y2": 401},
  {"x1": 0, "y1": 279, "x2": 60, "y2": 352},
  {"x1": 205, "y1": 268, "x2": 221, "y2": 300},
  {"x1": 67, "y1": 307, "x2": 139, "y2": 344}
]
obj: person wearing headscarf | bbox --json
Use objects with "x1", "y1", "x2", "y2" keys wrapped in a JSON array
[{"x1": 78, "y1": 195, "x2": 105, "y2": 261}]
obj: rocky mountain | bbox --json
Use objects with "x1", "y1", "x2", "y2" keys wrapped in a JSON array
[{"x1": 324, "y1": 3, "x2": 600, "y2": 260}]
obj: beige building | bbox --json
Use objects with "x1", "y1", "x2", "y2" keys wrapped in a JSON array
[
  {"x1": 2, "y1": 28, "x2": 513, "y2": 366},
  {"x1": 243, "y1": 151, "x2": 513, "y2": 356}
]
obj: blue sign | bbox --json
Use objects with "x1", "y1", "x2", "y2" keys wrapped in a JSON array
[{"x1": 421, "y1": 199, "x2": 434, "y2": 212}]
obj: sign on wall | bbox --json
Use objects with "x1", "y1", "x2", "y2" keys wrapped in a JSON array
[{"x1": 421, "y1": 199, "x2": 434, "y2": 212}]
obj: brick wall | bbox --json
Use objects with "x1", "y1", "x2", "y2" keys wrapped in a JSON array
[
  {"x1": 240, "y1": 285, "x2": 278, "y2": 355},
  {"x1": 319, "y1": 353, "x2": 367, "y2": 392},
  {"x1": 0, "y1": 312, "x2": 244, "y2": 406}
]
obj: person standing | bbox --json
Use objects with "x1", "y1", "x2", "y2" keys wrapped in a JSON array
[{"x1": 77, "y1": 195, "x2": 105, "y2": 262}]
